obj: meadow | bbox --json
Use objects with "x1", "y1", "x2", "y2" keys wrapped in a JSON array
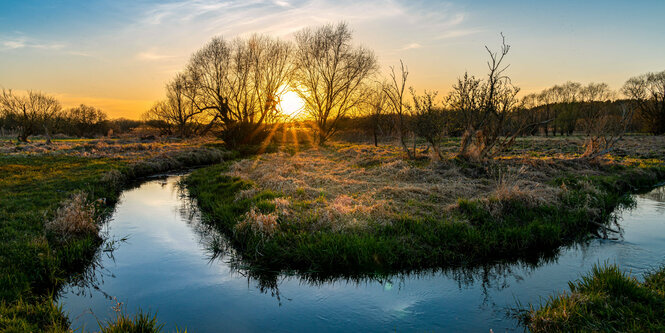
[
  {"x1": 0, "y1": 138, "x2": 226, "y2": 331},
  {"x1": 1, "y1": 134, "x2": 664, "y2": 331}
]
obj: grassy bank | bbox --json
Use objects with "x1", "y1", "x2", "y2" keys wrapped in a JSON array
[
  {"x1": 521, "y1": 263, "x2": 665, "y2": 332},
  {"x1": 0, "y1": 139, "x2": 225, "y2": 331},
  {"x1": 184, "y1": 140, "x2": 665, "y2": 276}
]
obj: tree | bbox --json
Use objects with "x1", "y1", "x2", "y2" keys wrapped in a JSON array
[
  {"x1": 363, "y1": 83, "x2": 388, "y2": 147},
  {"x1": 622, "y1": 70, "x2": 665, "y2": 134},
  {"x1": 551, "y1": 82, "x2": 582, "y2": 135},
  {"x1": 578, "y1": 82, "x2": 614, "y2": 136},
  {"x1": 384, "y1": 60, "x2": 414, "y2": 158},
  {"x1": 411, "y1": 88, "x2": 446, "y2": 159},
  {"x1": 450, "y1": 34, "x2": 528, "y2": 160},
  {"x1": 62, "y1": 104, "x2": 107, "y2": 137},
  {"x1": 143, "y1": 73, "x2": 205, "y2": 137},
  {"x1": 292, "y1": 22, "x2": 377, "y2": 145},
  {"x1": 0, "y1": 89, "x2": 62, "y2": 142},
  {"x1": 185, "y1": 34, "x2": 292, "y2": 146}
]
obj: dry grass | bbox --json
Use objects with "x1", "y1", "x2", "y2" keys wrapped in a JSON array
[
  {"x1": 0, "y1": 137, "x2": 218, "y2": 162},
  {"x1": 45, "y1": 192, "x2": 101, "y2": 242},
  {"x1": 223, "y1": 141, "x2": 622, "y2": 231}
]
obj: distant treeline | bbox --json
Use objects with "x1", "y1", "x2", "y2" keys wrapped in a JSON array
[
  {"x1": 0, "y1": 95, "x2": 166, "y2": 140},
  {"x1": 1, "y1": 22, "x2": 663, "y2": 159}
]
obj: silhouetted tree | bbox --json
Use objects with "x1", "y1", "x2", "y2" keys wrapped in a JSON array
[
  {"x1": 622, "y1": 70, "x2": 665, "y2": 134},
  {"x1": 61, "y1": 104, "x2": 107, "y2": 137},
  {"x1": 411, "y1": 88, "x2": 446, "y2": 159},
  {"x1": 185, "y1": 34, "x2": 292, "y2": 146},
  {"x1": 292, "y1": 22, "x2": 377, "y2": 145},
  {"x1": 362, "y1": 83, "x2": 388, "y2": 147},
  {"x1": 143, "y1": 73, "x2": 206, "y2": 137},
  {"x1": 450, "y1": 34, "x2": 529, "y2": 160},
  {"x1": 0, "y1": 89, "x2": 62, "y2": 142},
  {"x1": 384, "y1": 60, "x2": 415, "y2": 158}
]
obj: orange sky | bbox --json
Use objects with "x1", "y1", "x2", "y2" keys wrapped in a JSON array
[{"x1": 1, "y1": 1, "x2": 664, "y2": 119}]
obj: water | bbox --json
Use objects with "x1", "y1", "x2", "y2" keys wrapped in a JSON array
[{"x1": 58, "y1": 175, "x2": 665, "y2": 332}]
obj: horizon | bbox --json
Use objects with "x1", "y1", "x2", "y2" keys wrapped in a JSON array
[{"x1": 1, "y1": 0, "x2": 664, "y2": 119}]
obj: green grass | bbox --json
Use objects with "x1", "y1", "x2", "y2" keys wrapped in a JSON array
[
  {"x1": 184, "y1": 161, "x2": 665, "y2": 278},
  {"x1": 522, "y1": 263, "x2": 665, "y2": 332},
  {"x1": 0, "y1": 147, "x2": 225, "y2": 331}
]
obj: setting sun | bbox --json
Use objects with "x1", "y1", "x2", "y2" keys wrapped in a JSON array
[
  {"x1": 2, "y1": 1, "x2": 665, "y2": 332},
  {"x1": 277, "y1": 90, "x2": 305, "y2": 119}
]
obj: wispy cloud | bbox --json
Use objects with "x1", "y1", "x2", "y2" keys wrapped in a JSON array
[
  {"x1": 136, "y1": 51, "x2": 177, "y2": 61},
  {"x1": 0, "y1": 37, "x2": 64, "y2": 51},
  {"x1": 401, "y1": 42, "x2": 422, "y2": 50},
  {"x1": 133, "y1": 0, "x2": 474, "y2": 42}
]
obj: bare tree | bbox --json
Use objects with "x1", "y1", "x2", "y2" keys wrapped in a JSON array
[
  {"x1": 363, "y1": 83, "x2": 388, "y2": 147},
  {"x1": 292, "y1": 22, "x2": 377, "y2": 145},
  {"x1": 411, "y1": 88, "x2": 446, "y2": 159},
  {"x1": 537, "y1": 88, "x2": 556, "y2": 136},
  {"x1": 0, "y1": 89, "x2": 62, "y2": 143},
  {"x1": 550, "y1": 82, "x2": 582, "y2": 135},
  {"x1": 184, "y1": 34, "x2": 292, "y2": 146},
  {"x1": 622, "y1": 70, "x2": 665, "y2": 134},
  {"x1": 144, "y1": 73, "x2": 206, "y2": 137},
  {"x1": 62, "y1": 104, "x2": 107, "y2": 137},
  {"x1": 450, "y1": 34, "x2": 529, "y2": 160},
  {"x1": 384, "y1": 60, "x2": 415, "y2": 158},
  {"x1": 578, "y1": 82, "x2": 614, "y2": 136}
]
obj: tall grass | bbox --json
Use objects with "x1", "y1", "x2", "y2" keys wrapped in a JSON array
[
  {"x1": 0, "y1": 144, "x2": 226, "y2": 331},
  {"x1": 521, "y1": 263, "x2": 665, "y2": 332},
  {"x1": 184, "y1": 156, "x2": 665, "y2": 276}
]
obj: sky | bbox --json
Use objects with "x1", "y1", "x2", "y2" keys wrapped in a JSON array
[{"x1": 1, "y1": 0, "x2": 664, "y2": 119}]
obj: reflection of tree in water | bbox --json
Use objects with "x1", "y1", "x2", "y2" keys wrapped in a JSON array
[{"x1": 640, "y1": 185, "x2": 665, "y2": 214}]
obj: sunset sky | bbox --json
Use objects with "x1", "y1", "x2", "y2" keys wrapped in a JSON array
[{"x1": 1, "y1": 0, "x2": 663, "y2": 119}]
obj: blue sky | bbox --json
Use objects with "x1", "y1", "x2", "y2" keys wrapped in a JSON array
[{"x1": 1, "y1": 0, "x2": 663, "y2": 118}]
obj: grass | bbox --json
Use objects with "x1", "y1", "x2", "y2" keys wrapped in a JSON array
[
  {"x1": 521, "y1": 263, "x2": 665, "y2": 332},
  {"x1": 0, "y1": 139, "x2": 225, "y2": 331},
  {"x1": 184, "y1": 140, "x2": 665, "y2": 277}
]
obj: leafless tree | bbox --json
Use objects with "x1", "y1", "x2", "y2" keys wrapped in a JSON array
[
  {"x1": 411, "y1": 88, "x2": 446, "y2": 159},
  {"x1": 449, "y1": 34, "x2": 531, "y2": 160},
  {"x1": 363, "y1": 83, "x2": 388, "y2": 147},
  {"x1": 384, "y1": 60, "x2": 414, "y2": 158},
  {"x1": 292, "y1": 22, "x2": 377, "y2": 145},
  {"x1": 0, "y1": 89, "x2": 62, "y2": 142},
  {"x1": 622, "y1": 70, "x2": 665, "y2": 134},
  {"x1": 144, "y1": 73, "x2": 206, "y2": 137},
  {"x1": 537, "y1": 88, "x2": 556, "y2": 136},
  {"x1": 184, "y1": 34, "x2": 293, "y2": 146},
  {"x1": 550, "y1": 82, "x2": 582, "y2": 135},
  {"x1": 62, "y1": 104, "x2": 107, "y2": 137}
]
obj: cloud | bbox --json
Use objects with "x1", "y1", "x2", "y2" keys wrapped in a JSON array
[
  {"x1": 136, "y1": 51, "x2": 177, "y2": 61},
  {"x1": 0, "y1": 37, "x2": 64, "y2": 51},
  {"x1": 133, "y1": 0, "x2": 472, "y2": 41},
  {"x1": 401, "y1": 42, "x2": 422, "y2": 50}
]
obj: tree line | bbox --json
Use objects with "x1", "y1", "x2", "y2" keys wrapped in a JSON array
[
  {"x1": 2, "y1": 22, "x2": 663, "y2": 160},
  {"x1": 0, "y1": 91, "x2": 154, "y2": 141}
]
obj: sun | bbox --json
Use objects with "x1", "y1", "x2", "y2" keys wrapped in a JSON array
[{"x1": 278, "y1": 90, "x2": 305, "y2": 119}]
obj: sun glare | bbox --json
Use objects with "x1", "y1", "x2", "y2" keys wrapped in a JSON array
[{"x1": 278, "y1": 90, "x2": 305, "y2": 119}]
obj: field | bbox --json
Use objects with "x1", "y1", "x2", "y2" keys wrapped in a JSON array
[
  {"x1": 1, "y1": 135, "x2": 664, "y2": 331},
  {"x1": 0, "y1": 138, "x2": 226, "y2": 331},
  {"x1": 185, "y1": 136, "x2": 665, "y2": 274}
]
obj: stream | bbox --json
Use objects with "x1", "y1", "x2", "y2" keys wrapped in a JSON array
[{"x1": 58, "y1": 174, "x2": 665, "y2": 332}]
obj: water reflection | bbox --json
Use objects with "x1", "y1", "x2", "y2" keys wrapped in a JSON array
[{"x1": 58, "y1": 175, "x2": 665, "y2": 332}]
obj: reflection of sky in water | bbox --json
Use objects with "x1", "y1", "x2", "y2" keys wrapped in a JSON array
[{"x1": 58, "y1": 176, "x2": 665, "y2": 332}]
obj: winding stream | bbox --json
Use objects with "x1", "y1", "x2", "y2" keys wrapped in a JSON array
[{"x1": 58, "y1": 174, "x2": 665, "y2": 332}]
